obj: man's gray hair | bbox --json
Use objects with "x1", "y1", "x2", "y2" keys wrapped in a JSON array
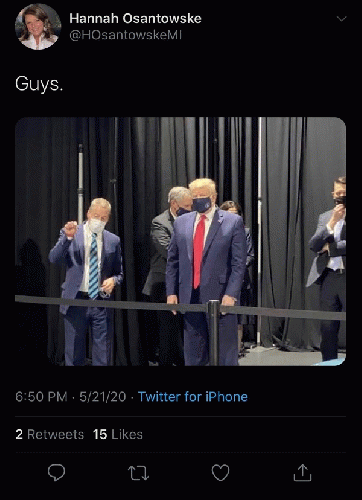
[{"x1": 168, "y1": 186, "x2": 192, "y2": 204}]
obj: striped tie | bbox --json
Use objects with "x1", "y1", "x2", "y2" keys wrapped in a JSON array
[{"x1": 88, "y1": 233, "x2": 99, "y2": 299}]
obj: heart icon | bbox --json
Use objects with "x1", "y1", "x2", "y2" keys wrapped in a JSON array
[{"x1": 211, "y1": 464, "x2": 230, "y2": 481}]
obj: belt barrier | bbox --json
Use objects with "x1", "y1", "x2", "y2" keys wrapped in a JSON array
[{"x1": 15, "y1": 295, "x2": 346, "y2": 366}]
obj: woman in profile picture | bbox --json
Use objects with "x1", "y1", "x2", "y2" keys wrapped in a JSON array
[{"x1": 19, "y1": 4, "x2": 58, "y2": 50}]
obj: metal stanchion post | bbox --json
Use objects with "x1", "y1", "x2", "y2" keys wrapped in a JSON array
[{"x1": 208, "y1": 300, "x2": 220, "y2": 366}]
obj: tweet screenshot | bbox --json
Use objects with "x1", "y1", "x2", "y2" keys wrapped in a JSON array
[{"x1": 14, "y1": 5, "x2": 348, "y2": 495}]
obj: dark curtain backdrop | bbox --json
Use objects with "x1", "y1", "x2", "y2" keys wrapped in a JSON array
[
  {"x1": 260, "y1": 117, "x2": 346, "y2": 350},
  {"x1": 15, "y1": 117, "x2": 258, "y2": 365}
]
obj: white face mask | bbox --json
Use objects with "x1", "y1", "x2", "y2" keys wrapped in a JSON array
[{"x1": 88, "y1": 218, "x2": 106, "y2": 234}]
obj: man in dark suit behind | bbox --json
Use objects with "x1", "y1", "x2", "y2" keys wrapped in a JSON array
[
  {"x1": 143, "y1": 187, "x2": 193, "y2": 365},
  {"x1": 306, "y1": 176, "x2": 346, "y2": 361},
  {"x1": 166, "y1": 178, "x2": 247, "y2": 366}
]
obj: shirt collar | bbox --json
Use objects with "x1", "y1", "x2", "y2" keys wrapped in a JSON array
[
  {"x1": 84, "y1": 221, "x2": 100, "y2": 238},
  {"x1": 84, "y1": 221, "x2": 91, "y2": 236},
  {"x1": 28, "y1": 33, "x2": 45, "y2": 47},
  {"x1": 196, "y1": 204, "x2": 216, "y2": 221}
]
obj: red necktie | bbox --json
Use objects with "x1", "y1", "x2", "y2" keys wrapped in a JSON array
[{"x1": 193, "y1": 214, "x2": 206, "y2": 289}]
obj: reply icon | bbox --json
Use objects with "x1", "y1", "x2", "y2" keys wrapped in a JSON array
[{"x1": 48, "y1": 464, "x2": 65, "y2": 482}]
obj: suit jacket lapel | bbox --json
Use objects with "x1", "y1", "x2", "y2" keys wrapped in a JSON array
[
  {"x1": 168, "y1": 209, "x2": 174, "y2": 228},
  {"x1": 203, "y1": 208, "x2": 223, "y2": 258},
  {"x1": 101, "y1": 231, "x2": 109, "y2": 269},
  {"x1": 187, "y1": 212, "x2": 197, "y2": 262}
]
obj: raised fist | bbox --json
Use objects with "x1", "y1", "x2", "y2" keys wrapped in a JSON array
[{"x1": 64, "y1": 221, "x2": 78, "y2": 238}]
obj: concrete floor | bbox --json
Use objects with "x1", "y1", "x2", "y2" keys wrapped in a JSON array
[{"x1": 238, "y1": 346, "x2": 345, "y2": 366}]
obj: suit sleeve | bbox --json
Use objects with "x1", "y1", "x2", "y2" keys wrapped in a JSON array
[
  {"x1": 329, "y1": 233, "x2": 346, "y2": 257},
  {"x1": 165, "y1": 228, "x2": 179, "y2": 297},
  {"x1": 151, "y1": 219, "x2": 171, "y2": 261},
  {"x1": 112, "y1": 237, "x2": 124, "y2": 285},
  {"x1": 48, "y1": 229, "x2": 72, "y2": 264},
  {"x1": 309, "y1": 214, "x2": 335, "y2": 253},
  {"x1": 225, "y1": 217, "x2": 247, "y2": 300}
]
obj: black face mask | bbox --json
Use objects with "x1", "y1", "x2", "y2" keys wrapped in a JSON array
[
  {"x1": 334, "y1": 196, "x2": 346, "y2": 207},
  {"x1": 192, "y1": 197, "x2": 212, "y2": 213},
  {"x1": 176, "y1": 207, "x2": 191, "y2": 217}
]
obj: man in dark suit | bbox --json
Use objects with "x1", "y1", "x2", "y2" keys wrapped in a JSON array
[
  {"x1": 143, "y1": 187, "x2": 193, "y2": 365},
  {"x1": 166, "y1": 179, "x2": 247, "y2": 366},
  {"x1": 49, "y1": 198, "x2": 123, "y2": 366},
  {"x1": 306, "y1": 177, "x2": 346, "y2": 361}
]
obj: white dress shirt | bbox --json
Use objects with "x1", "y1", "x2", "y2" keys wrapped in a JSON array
[
  {"x1": 79, "y1": 222, "x2": 103, "y2": 293},
  {"x1": 20, "y1": 33, "x2": 58, "y2": 50}
]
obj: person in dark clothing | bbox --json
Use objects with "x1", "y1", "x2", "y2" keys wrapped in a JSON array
[
  {"x1": 143, "y1": 187, "x2": 192, "y2": 365},
  {"x1": 306, "y1": 176, "x2": 346, "y2": 361}
]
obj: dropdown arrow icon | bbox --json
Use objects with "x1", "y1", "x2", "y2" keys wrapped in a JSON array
[{"x1": 337, "y1": 16, "x2": 347, "y2": 21}]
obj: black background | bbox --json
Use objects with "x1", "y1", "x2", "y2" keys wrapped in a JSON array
[{"x1": 14, "y1": 7, "x2": 350, "y2": 494}]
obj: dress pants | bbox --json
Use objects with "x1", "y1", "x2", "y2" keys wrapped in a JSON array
[
  {"x1": 320, "y1": 269, "x2": 346, "y2": 361},
  {"x1": 184, "y1": 287, "x2": 238, "y2": 366},
  {"x1": 150, "y1": 282, "x2": 184, "y2": 366},
  {"x1": 63, "y1": 292, "x2": 112, "y2": 366}
]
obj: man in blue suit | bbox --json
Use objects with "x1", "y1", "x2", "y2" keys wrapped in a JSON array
[
  {"x1": 166, "y1": 179, "x2": 247, "y2": 366},
  {"x1": 306, "y1": 177, "x2": 346, "y2": 361},
  {"x1": 49, "y1": 198, "x2": 123, "y2": 366}
]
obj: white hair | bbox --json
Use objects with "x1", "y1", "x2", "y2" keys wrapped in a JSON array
[
  {"x1": 167, "y1": 186, "x2": 192, "y2": 204},
  {"x1": 188, "y1": 178, "x2": 217, "y2": 195},
  {"x1": 89, "y1": 198, "x2": 111, "y2": 212}
]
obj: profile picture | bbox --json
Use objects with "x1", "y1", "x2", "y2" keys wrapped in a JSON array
[{"x1": 16, "y1": 3, "x2": 61, "y2": 50}]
